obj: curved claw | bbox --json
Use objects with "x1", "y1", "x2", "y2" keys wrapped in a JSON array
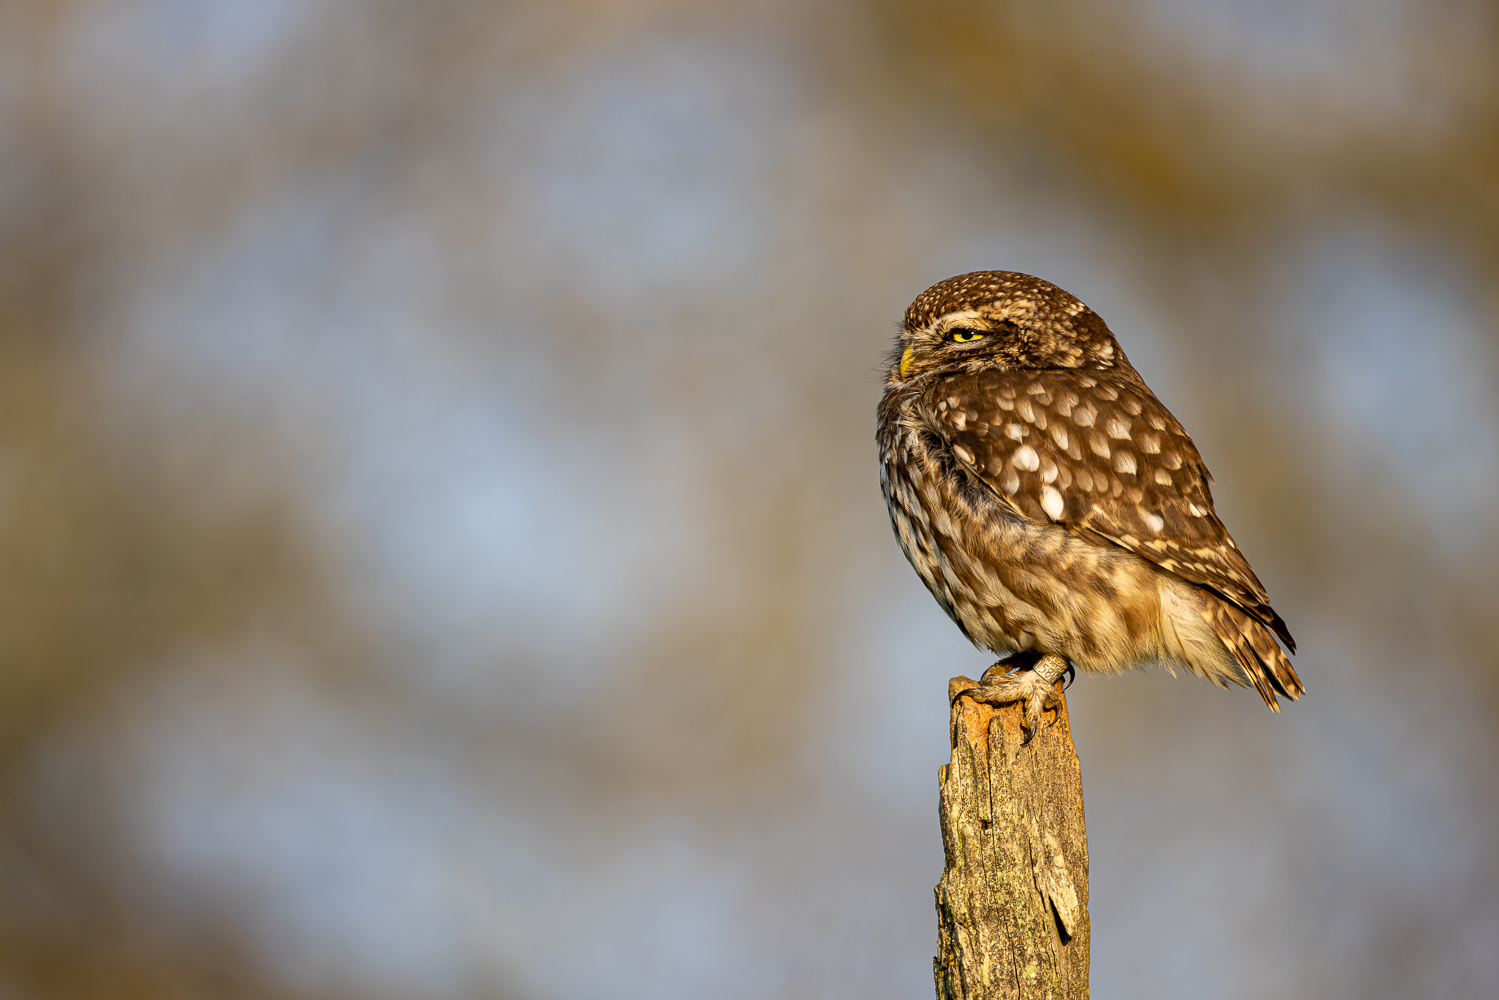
[{"x1": 1019, "y1": 686, "x2": 1064, "y2": 743}]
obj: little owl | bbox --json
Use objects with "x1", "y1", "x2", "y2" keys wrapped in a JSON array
[{"x1": 877, "y1": 271, "x2": 1301, "y2": 737}]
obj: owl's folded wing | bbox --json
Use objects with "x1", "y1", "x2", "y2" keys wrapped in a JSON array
[{"x1": 927, "y1": 369, "x2": 1295, "y2": 652}]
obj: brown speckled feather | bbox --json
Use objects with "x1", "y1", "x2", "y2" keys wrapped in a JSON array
[{"x1": 924, "y1": 368, "x2": 1295, "y2": 652}]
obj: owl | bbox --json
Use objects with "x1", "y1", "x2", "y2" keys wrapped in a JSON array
[{"x1": 878, "y1": 271, "x2": 1301, "y2": 738}]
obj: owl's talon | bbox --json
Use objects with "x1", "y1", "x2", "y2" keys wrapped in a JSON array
[
  {"x1": 978, "y1": 653, "x2": 1032, "y2": 686},
  {"x1": 956, "y1": 666, "x2": 1063, "y2": 744}
]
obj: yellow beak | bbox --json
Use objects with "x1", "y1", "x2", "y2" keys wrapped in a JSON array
[{"x1": 899, "y1": 344, "x2": 915, "y2": 380}]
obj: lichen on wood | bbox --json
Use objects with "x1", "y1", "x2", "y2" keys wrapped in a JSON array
[{"x1": 934, "y1": 676, "x2": 1090, "y2": 1000}]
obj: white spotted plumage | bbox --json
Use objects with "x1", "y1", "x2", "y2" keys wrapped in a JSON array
[{"x1": 877, "y1": 270, "x2": 1303, "y2": 710}]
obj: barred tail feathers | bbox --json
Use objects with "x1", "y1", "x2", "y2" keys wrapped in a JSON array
[{"x1": 1205, "y1": 600, "x2": 1304, "y2": 711}]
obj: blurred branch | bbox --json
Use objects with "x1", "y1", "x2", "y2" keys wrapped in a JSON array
[{"x1": 935, "y1": 678, "x2": 1090, "y2": 999}]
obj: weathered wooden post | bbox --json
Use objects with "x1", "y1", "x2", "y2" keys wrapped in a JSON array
[{"x1": 934, "y1": 676, "x2": 1090, "y2": 1000}]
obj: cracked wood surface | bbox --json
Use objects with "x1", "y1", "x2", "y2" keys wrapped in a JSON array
[{"x1": 934, "y1": 677, "x2": 1090, "y2": 1000}]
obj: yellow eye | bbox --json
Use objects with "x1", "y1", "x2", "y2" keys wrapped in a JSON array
[{"x1": 949, "y1": 329, "x2": 985, "y2": 343}]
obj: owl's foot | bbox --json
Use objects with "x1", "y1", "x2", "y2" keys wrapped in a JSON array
[{"x1": 954, "y1": 654, "x2": 1070, "y2": 743}]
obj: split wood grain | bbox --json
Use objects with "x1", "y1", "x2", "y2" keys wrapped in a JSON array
[{"x1": 934, "y1": 676, "x2": 1090, "y2": 1000}]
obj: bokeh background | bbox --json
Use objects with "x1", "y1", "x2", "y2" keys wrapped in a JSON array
[{"x1": 2, "y1": 1, "x2": 1497, "y2": 997}]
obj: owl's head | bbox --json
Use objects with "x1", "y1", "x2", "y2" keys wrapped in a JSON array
[{"x1": 889, "y1": 271, "x2": 1126, "y2": 385}]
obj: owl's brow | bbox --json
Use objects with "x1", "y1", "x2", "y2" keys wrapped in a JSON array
[
  {"x1": 935, "y1": 314, "x2": 1021, "y2": 335},
  {"x1": 930, "y1": 310, "x2": 990, "y2": 335}
]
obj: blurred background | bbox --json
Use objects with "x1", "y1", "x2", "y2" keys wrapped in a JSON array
[{"x1": 1, "y1": 0, "x2": 1497, "y2": 997}]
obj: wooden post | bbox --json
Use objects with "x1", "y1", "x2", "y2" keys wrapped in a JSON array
[{"x1": 934, "y1": 676, "x2": 1091, "y2": 1000}]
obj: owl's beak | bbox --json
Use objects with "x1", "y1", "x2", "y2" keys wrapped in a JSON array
[{"x1": 899, "y1": 344, "x2": 915, "y2": 380}]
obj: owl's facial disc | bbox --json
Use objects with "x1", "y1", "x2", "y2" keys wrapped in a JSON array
[{"x1": 898, "y1": 315, "x2": 998, "y2": 380}]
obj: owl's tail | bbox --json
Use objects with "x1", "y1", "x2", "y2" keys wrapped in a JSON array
[{"x1": 1207, "y1": 600, "x2": 1305, "y2": 711}]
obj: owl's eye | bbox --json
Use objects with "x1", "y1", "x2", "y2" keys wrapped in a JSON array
[{"x1": 949, "y1": 329, "x2": 986, "y2": 343}]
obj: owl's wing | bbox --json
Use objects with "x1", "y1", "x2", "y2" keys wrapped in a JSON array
[{"x1": 927, "y1": 369, "x2": 1295, "y2": 651}]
